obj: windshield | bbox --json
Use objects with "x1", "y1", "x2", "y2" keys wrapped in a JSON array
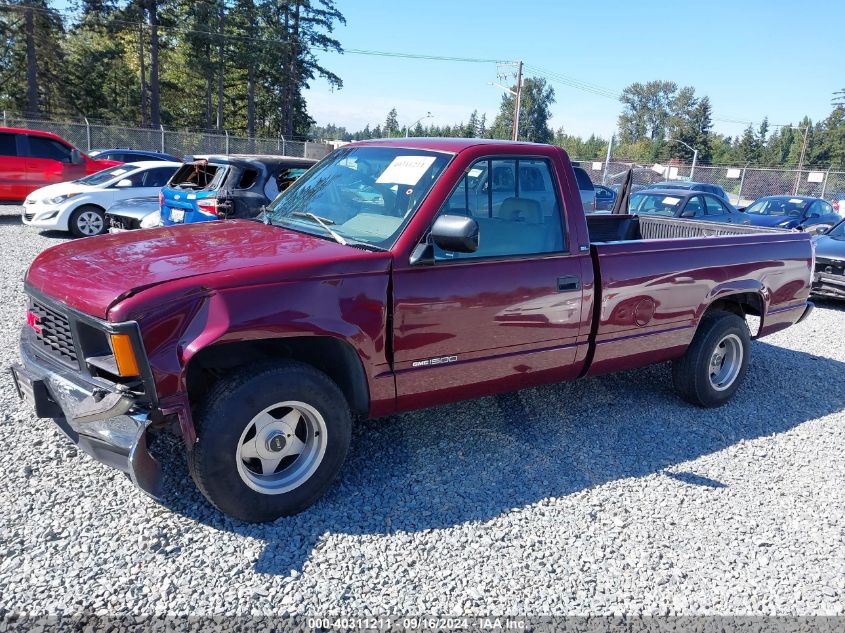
[
  {"x1": 264, "y1": 146, "x2": 451, "y2": 248},
  {"x1": 826, "y1": 219, "x2": 845, "y2": 239},
  {"x1": 629, "y1": 193, "x2": 684, "y2": 216},
  {"x1": 74, "y1": 165, "x2": 136, "y2": 186},
  {"x1": 746, "y1": 198, "x2": 806, "y2": 216}
]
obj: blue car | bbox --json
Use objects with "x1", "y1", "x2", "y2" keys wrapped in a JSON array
[
  {"x1": 89, "y1": 148, "x2": 181, "y2": 163},
  {"x1": 628, "y1": 189, "x2": 752, "y2": 224},
  {"x1": 160, "y1": 154, "x2": 316, "y2": 225},
  {"x1": 743, "y1": 196, "x2": 840, "y2": 231}
]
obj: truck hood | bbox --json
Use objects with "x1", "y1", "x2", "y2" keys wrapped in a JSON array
[{"x1": 26, "y1": 220, "x2": 390, "y2": 319}]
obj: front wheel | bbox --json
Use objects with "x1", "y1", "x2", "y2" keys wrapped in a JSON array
[
  {"x1": 69, "y1": 205, "x2": 107, "y2": 237},
  {"x1": 188, "y1": 361, "x2": 352, "y2": 522},
  {"x1": 672, "y1": 310, "x2": 751, "y2": 408}
]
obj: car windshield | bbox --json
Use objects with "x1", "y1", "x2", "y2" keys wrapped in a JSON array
[
  {"x1": 74, "y1": 165, "x2": 135, "y2": 186},
  {"x1": 264, "y1": 146, "x2": 451, "y2": 248},
  {"x1": 629, "y1": 193, "x2": 684, "y2": 216},
  {"x1": 826, "y1": 220, "x2": 845, "y2": 240},
  {"x1": 746, "y1": 198, "x2": 806, "y2": 216}
]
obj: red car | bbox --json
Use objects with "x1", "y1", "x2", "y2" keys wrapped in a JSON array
[
  {"x1": 13, "y1": 138, "x2": 814, "y2": 522},
  {"x1": 0, "y1": 127, "x2": 121, "y2": 202}
]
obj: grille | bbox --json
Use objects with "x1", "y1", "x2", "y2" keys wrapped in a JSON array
[
  {"x1": 23, "y1": 212, "x2": 35, "y2": 221},
  {"x1": 29, "y1": 300, "x2": 78, "y2": 366},
  {"x1": 816, "y1": 259, "x2": 844, "y2": 277},
  {"x1": 108, "y1": 215, "x2": 140, "y2": 231}
]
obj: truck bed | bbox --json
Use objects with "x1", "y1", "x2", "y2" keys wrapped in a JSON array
[
  {"x1": 583, "y1": 214, "x2": 813, "y2": 378},
  {"x1": 586, "y1": 213, "x2": 789, "y2": 243}
]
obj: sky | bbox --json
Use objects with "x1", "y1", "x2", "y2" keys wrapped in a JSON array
[{"x1": 305, "y1": 0, "x2": 844, "y2": 139}]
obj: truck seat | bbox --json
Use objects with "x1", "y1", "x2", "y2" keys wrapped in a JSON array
[{"x1": 498, "y1": 197, "x2": 542, "y2": 224}]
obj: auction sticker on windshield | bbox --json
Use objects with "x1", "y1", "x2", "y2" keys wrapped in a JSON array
[
  {"x1": 376, "y1": 156, "x2": 437, "y2": 185},
  {"x1": 662, "y1": 196, "x2": 681, "y2": 205}
]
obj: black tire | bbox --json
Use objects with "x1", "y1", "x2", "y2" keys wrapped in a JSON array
[
  {"x1": 187, "y1": 360, "x2": 351, "y2": 522},
  {"x1": 672, "y1": 310, "x2": 751, "y2": 408},
  {"x1": 69, "y1": 205, "x2": 107, "y2": 238}
]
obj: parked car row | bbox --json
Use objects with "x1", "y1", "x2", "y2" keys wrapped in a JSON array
[{"x1": 11, "y1": 125, "x2": 318, "y2": 237}]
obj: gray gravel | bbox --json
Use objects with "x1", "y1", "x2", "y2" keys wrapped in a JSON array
[{"x1": 1, "y1": 204, "x2": 844, "y2": 618}]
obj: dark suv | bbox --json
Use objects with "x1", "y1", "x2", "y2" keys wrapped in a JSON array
[
  {"x1": 646, "y1": 181, "x2": 730, "y2": 203},
  {"x1": 160, "y1": 155, "x2": 316, "y2": 225}
]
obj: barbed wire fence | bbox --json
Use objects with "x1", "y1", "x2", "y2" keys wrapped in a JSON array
[
  {"x1": 578, "y1": 158, "x2": 845, "y2": 205},
  {"x1": 2, "y1": 112, "x2": 333, "y2": 161}
]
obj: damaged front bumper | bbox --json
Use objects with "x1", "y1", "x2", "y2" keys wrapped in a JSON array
[
  {"x1": 812, "y1": 272, "x2": 845, "y2": 300},
  {"x1": 12, "y1": 336, "x2": 163, "y2": 499}
]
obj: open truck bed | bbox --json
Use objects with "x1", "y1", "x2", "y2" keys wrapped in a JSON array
[{"x1": 584, "y1": 214, "x2": 811, "y2": 376}]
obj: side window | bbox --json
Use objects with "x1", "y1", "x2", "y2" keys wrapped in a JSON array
[
  {"x1": 684, "y1": 196, "x2": 704, "y2": 217},
  {"x1": 237, "y1": 168, "x2": 259, "y2": 189},
  {"x1": 125, "y1": 170, "x2": 145, "y2": 186},
  {"x1": 821, "y1": 201, "x2": 835, "y2": 216},
  {"x1": 27, "y1": 136, "x2": 73, "y2": 162},
  {"x1": 0, "y1": 133, "x2": 17, "y2": 156},
  {"x1": 435, "y1": 157, "x2": 565, "y2": 261},
  {"x1": 143, "y1": 167, "x2": 176, "y2": 188},
  {"x1": 704, "y1": 195, "x2": 727, "y2": 216}
]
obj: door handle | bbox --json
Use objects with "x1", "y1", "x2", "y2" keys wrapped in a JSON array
[{"x1": 557, "y1": 276, "x2": 581, "y2": 292}]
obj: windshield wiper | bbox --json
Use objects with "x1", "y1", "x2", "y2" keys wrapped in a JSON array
[{"x1": 290, "y1": 211, "x2": 347, "y2": 245}]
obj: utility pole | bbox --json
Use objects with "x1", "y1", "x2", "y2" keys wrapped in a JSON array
[
  {"x1": 511, "y1": 61, "x2": 523, "y2": 142},
  {"x1": 602, "y1": 134, "x2": 614, "y2": 185},
  {"x1": 794, "y1": 125, "x2": 810, "y2": 195}
]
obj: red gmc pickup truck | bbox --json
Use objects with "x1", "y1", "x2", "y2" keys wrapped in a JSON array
[{"x1": 13, "y1": 138, "x2": 814, "y2": 522}]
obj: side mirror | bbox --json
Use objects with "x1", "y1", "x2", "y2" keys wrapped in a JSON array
[
  {"x1": 680, "y1": 209, "x2": 696, "y2": 218},
  {"x1": 808, "y1": 225, "x2": 829, "y2": 235},
  {"x1": 431, "y1": 214, "x2": 479, "y2": 253},
  {"x1": 114, "y1": 178, "x2": 133, "y2": 188},
  {"x1": 70, "y1": 149, "x2": 84, "y2": 165}
]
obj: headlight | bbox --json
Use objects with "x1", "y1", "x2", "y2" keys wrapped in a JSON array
[
  {"x1": 44, "y1": 192, "x2": 81, "y2": 205},
  {"x1": 139, "y1": 210, "x2": 161, "y2": 229}
]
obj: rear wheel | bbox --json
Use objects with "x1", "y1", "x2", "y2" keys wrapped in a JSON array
[
  {"x1": 69, "y1": 205, "x2": 107, "y2": 237},
  {"x1": 187, "y1": 361, "x2": 351, "y2": 522},
  {"x1": 672, "y1": 310, "x2": 751, "y2": 408}
]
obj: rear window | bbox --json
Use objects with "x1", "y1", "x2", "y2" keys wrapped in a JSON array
[
  {"x1": 168, "y1": 161, "x2": 226, "y2": 190},
  {"x1": 572, "y1": 166, "x2": 594, "y2": 192}
]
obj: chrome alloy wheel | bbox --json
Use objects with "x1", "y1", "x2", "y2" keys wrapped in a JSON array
[
  {"x1": 708, "y1": 333, "x2": 743, "y2": 391},
  {"x1": 235, "y1": 401, "x2": 328, "y2": 494},
  {"x1": 76, "y1": 210, "x2": 104, "y2": 235}
]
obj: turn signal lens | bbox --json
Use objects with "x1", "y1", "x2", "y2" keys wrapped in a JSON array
[{"x1": 110, "y1": 333, "x2": 140, "y2": 377}]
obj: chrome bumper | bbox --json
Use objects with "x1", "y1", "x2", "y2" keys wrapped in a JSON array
[{"x1": 13, "y1": 340, "x2": 163, "y2": 499}]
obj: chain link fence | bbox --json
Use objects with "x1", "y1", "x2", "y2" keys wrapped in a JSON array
[
  {"x1": 2, "y1": 113, "x2": 332, "y2": 161},
  {"x1": 580, "y1": 158, "x2": 845, "y2": 206}
]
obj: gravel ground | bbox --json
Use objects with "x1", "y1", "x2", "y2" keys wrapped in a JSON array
[{"x1": 1, "y1": 203, "x2": 844, "y2": 618}]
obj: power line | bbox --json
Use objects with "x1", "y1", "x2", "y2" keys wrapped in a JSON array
[{"x1": 0, "y1": 2, "x2": 782, "y2": 130}]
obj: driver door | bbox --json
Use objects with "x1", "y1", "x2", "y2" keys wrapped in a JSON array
[{"x1": 391, "y1": 156, "x2": 588, "y2": 410}]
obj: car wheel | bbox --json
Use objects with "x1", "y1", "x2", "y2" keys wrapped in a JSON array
[
  {"x1": 69, "y1": 205, "x2": 107, "y2": 237},
  {"x1": 187, "y1": 360, "x2": 352, "y2": 522},
  {"x1": 672, "y1": 310, "x2": 751, "y2": 408}
]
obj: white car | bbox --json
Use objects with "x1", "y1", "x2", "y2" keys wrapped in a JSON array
[{"x1": 22, "y1": 161, "x2": 181, "y2": 237}]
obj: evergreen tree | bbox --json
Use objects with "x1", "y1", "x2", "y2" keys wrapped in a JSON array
[
  {"x1": 491, "y1": 76, "x2": 555, "y2": 143},
  {"x1": 383, "y1": 108, "x2": 399, "y2": 136}
]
